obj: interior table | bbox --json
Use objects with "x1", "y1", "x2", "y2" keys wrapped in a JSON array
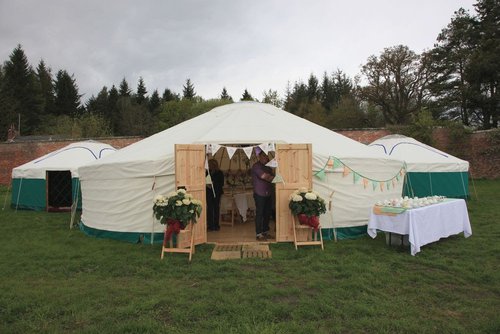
[{"x1": 367, "y1": 199, "x2": 472, "y2": 255}]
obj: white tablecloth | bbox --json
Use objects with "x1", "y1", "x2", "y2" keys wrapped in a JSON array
[
  {"x1": 221, "y1": 192, "x2": 255, "y2": 222},
  {"x1": 367, "y1": 199, "x2": 472, "y2": 255}
]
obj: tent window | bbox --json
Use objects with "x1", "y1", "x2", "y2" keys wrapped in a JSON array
[{"x1": 47, "y1": 170, "x2": 72, "y2": 211}]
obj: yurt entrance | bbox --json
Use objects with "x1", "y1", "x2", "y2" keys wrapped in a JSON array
[
  {"x1": 46, "y1": 170, "x2": 73, "y2": 212},
  {"x1": 175, "y1": 143, "x2": 312, "y2": 245}
]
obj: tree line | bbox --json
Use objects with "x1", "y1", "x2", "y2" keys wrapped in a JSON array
[{"x1": 0, "y1": 0, "x2": 497, "y2": 142}]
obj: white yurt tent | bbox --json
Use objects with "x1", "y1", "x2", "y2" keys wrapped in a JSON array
[
  {"x1": 78, "y1": 102, "x2": 406, "y2": 243},
  {"x1": 11, "y1": 140, "x2": 116, "y2": 211},
  {"x1": 369, "y1": 134, "x2": 469, "y2": 198}
]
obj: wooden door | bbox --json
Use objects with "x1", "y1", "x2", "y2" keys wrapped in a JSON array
[
  {"x1": 175, "y1": 144, "x2": 207, "y2": 245},
  {"x1": 275, "y1": 144, "x2": 312, "y2": 242}
]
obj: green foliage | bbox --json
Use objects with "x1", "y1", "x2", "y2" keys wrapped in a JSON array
[
  {"x1": 153, "y1": 189, "x2": 203, "y2": 225},
  {"x1": 389, "y1": 109, "x2": 436, "y2": 145},
  {"x1": 182, "y1": 78, "x2": 196, "y2": 100},
  {"x1": 288, "y1": 188, "x2": 327, "y2": 217},
  {"x1": 262, "y1": 89, "x2": 282, "y2": 108},
  {"x1": 35, "y1": 113, "x2": 112, "y2": 138},
  {"x1": 240, "y1": 89, "x2": 253, "y2": 101},
  {"x1": 53, "y1": 69, "x2": 82, "y2": 117},
  {"x1": 135, "y1": 77, "x2": 147, "y2": 105},
  {"x1": 115, "y1": 96, "x2": 154, "y2": 136},
  {"x1": 220, "y1": 87, "x2": 232, "y2": 101},
  {"x1": 360, "y1": 45, "x2": 429, "y2": 125},
  {"x1": 118, "y1": 78, "x2": 131, "y2": 96}
]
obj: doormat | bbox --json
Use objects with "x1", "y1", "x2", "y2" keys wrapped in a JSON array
[{"x1": 211, "y1": 244, "x2": 272, "y2": 260}]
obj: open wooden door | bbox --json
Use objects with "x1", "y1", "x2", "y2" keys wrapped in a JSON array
[
  {"x1": 175, "y1": 144, "x2": 207, "y2": 245},
  {"x1": 275, "y1": 144, "x2": 312, "y2": 242}
]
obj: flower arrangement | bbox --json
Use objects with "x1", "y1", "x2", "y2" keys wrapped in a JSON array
[
  {"x1": 153, "y1": 189, "x2": 203, "y2": 242},
  {"x1": 153, "y1": 189, "x2": 203, "y2": 225},
  {"x1": 289, "y1": 188, "x2": 327, "y2": 231},
  {"x1": 289, "y1": 188, "x2": 327, "y2": 217}
]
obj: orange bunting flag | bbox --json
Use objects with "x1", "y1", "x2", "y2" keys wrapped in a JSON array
[
  {"x1": 327, "y1": 158, "x2": 333, "y2": 169},
  {"x1": 380, "y1": 181, "x2": 384, "y2": 192},
  {"x1": 363, "y1": 178, "x2": 369, "y2": 189},
  {"x1": 343, "y1": 166, "x2": 351, "y2": 177},
  {"x1": 392, "y1": 179, "x2": 396, "y2": 188}
]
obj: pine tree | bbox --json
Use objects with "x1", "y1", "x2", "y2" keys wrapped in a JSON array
[
  {"x1": 182, "y1": 78, "x2": 196, "y2": 100},
  {"x1": 36, "y1": 60, "x2": 55, "y2": 116},
  {"x1": 135, "y1": 77, "x2": 147, "y2": 104},
  {"x1": 119, "y1": 78, "x2": 131, "y2": 97},
  {"x1": 162, "y1": 88, "x2": 179, "y2": 102},
  {"x1": 107, "y1": 85, "x2": 119, "y2": 134},
  {"x1": 53, "y1": 69, "x2": 82, "y2": 117},
  {"x1": 1, "y1": 44, "x2": 43, "y2": 136},
  {"x1": 149, "y1": 89, "x2": 161, "y2": 114},
  {"x1": 220, "y1": 87, "x2": 232, "y2": 101},
  {"x1": 241, "y1": 89, "x2": 253, "y2": 101}
]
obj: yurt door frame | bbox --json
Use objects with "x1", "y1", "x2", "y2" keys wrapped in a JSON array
[
  {"x1": 175, "y1": 143, "x2": 312, "y2": 244},
  {"x1": 175, "y1": 144, "x2": 207, "y2": 245},
  {"x1": 275, "y1": 143, "x2": 312, "y2": 242}
]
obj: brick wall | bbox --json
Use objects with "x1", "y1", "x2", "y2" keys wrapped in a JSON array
[
  {"x1": 1, "y1": 130, "x2": 498, "y2": 186},
  {"x1": 0, "y1": 137, "x2": 141, "y2": 185}
]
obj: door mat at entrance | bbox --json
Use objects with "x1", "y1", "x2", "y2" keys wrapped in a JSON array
[{"x1": 211, "y1": 244, "x2": 272, "y2": 260}]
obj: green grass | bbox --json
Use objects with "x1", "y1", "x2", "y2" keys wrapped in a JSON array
[{"x1": 1, "y1": 180, "x2": 499, "y2": 333}]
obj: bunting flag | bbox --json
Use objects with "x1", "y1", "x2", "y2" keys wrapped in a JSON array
[
  {"x1": 259, "y1": 143, "x2": 269, "y2": 155},
  {"x1": 380, "y1": 181, "x2": 384, "y2": 192},
  {"x1": 314, "y1": 169, "x2": 326, "y2": 181},
  {"x1": 204, "y1": 158, "x2": 209, "y2": 170},
  {"x1": 363, "y1": 178, "x2": 369, "y2": 189},
  {"x1": 226, "y1": 146, "x2": 237, "y2": 159},
  {"x1": 386, "y1": 181, "x2": 390, "y2": 190},
  {"x1": 392, "y1": 179, "x2": 396, "y2": 188},
  {"x1": 333, "y1": 158, "x2": 342, "y2": 169},
  {"x1": 243, "y1": 146, "x2": 253, "y2": 159},
  {"x1": 205, "y1": 144, "x2": 212, "y2": 155},
  {"x1": 327, "y1": 158, "x2": 334, "y2": 169},
  {"x1": 343, "y1": 165, "x2": 351, "y2": 177},
  {"x1": 266, "y1": 142, "x2": 275, "y2": 152},
  {"x1": 265, "y1": 158, "x2": 278, "y2": 168},
  {"x1": 372, "y1": 181, "x2": 378, "y2": 191},
  {"x1": 205, "y1": 173, "x2": 213, "y2": 185},
  {"x1": 211, "y1": 143, "x2": 222, "y2": 155},
  {"x1": 353, "y1": 172, "x2": 361, "y2": 184},
  {"x1": 272, "y1": 173, "x2": 284, "y2": 184}
]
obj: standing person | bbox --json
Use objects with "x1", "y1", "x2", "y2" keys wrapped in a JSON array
[
  {"x1": 206, "y1": 159, "x2": 224, "y2": 231},
  {"x1": 251, "y1": 151, "x2": 274, "y2": 241}
]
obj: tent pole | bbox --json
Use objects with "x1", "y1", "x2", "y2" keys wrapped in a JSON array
[
  {"x1": 151, "y1": 176, "x2": 157, "y2": 245},
  {"x1": 2, "y1": 181, "x2": 12, "y2": 211},
  {"x1": 15, "y1": 178, "x2": 23, "y2": 212},
  {"x1": 429, "y1": 173, "x2": 433, "y2": 196},
  {"x1": 469, "y1": 171, "x2": 479, "y2": 200},
  {"x1": 459, "y1": 172, "x2": 468, "y2": 199},
  {"x1": 69, "y1": 181, "x2": 80, "y2": 229}
]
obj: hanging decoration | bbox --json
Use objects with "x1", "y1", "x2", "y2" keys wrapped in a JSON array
[
  {"x1": 243, "y1": 146, "x2": 253, "y2": 160},
  {"x1": 226, "y1": 147, "x2": 237, "y2": 160},
  {"x1": 265, "y1": 158, "x2": 278, "y2": 168},
  {"x1": 314, "y1": 156, "x2": 406, "y2": 193},
  {"x1": 272, "y1": 172, "x2": 284, "y2": 184}
]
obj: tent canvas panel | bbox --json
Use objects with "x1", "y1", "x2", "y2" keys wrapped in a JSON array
[
  {"x1": 404, "y1": 172, "x2": 469, "y2": 199},
  {"x1": 11, "y1": 178, "x2": 46, "y2": 211}
]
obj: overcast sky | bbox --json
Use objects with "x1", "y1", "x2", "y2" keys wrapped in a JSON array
[{"x1": 0, "y1": 0, "x2": 477, "y2": 102}]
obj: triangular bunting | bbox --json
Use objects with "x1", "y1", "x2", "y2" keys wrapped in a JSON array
[
  {"x1": 333, "y1": 158, "x2": 342, "y2": 169},
  {"x1": 396, "y1": 174, "x2": 400, "y2": 182},
  {"x1": 363, "y1": 178, "x2": 369, "y2": 189},
  {"x1": 386, "y1": 181, "x2": 390, "y2": 190},
  {"x1": 211, "y1": 143, "x2": 222, "y2": 155},
  {"x1": 315, "y1": 169, "x2": 326, "y2": 181},
  {"x1": 205, "y1": 144, "x2": 212, "y2": 155},
  {"x1": 226, "y1": 146, "x2": 237, "y2": 160},
  {"x1": 266, "y1": 142, "x2": 275, "y2": 152},
  {"x1": 392, "y1": 179, "x2": 396, "y2": 188},
  {"x1": 343, "y1": 166, "x2": 351, "y2": 177},
  {"x1": 327, "y1": 158, "x2": 334, "y2": 169},
  {"x1": 380, "y1": 181, "x2": 384, "y2": 192},
  {"x1": 265, "y1": 158, "x2": 278, "y2": 168},
  {"x1": 272, "y1": 173, "x2": 284, "y2": 184},
  {"x1": 259, "y1": 143, "x2": 269, "y2": 155},
  {"x1": 372, "y1": 181, "x2": 378, "y2": 191},
  {"x1": 243, "y1": 146, "x2": 253, "y2": 159},
  {"x1": 353, "y1": 172, "x2": 361, "y2": 184}
]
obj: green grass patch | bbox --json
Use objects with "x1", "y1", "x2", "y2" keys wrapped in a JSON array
[{"x1": 1, "y1": 180, "x2": 499, "y2": 333}]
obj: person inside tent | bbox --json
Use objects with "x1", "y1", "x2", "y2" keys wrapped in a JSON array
[
  {"x1": 251, "y1": 150, "x2": 275, "y2": 241},
  {"x1": 206, "y1": 159, "x2": 224, "y2": 231}
]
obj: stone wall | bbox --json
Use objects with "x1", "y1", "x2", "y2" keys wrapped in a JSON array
[{"x1": 1, "y1": 129, "x2": 498, "y2": 186}]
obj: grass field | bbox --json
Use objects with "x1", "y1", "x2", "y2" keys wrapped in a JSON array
[{"x1": 1, "y1": 180, "x2": 499, "y2": 333}]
